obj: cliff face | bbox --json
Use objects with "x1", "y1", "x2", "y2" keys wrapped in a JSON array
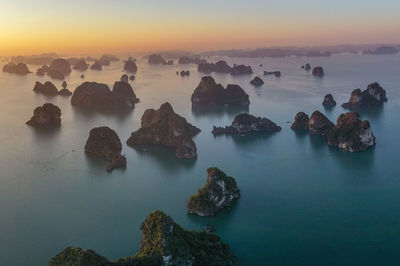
[
  {"x1": 191, "y1": 76, "x2": 250, "y2": 107},
  {"x1": 187, "y1": 168, "x2": 240, "y2": 216},
  {"x1": 127, "y1": 103, "x2": 201, "y2": 159},
  {"x1": 327, "y1": 112, "x2": 375, "y2": 152},
  {"x1": 48, "y1": 211, "x2": 234, "y2": 266}
]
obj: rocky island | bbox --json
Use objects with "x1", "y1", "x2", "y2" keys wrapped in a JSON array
[
  {"x1": 71, "y1": 81, "x2": 139, "y2": 111},
  {"x1": 124, "y1": 57, "x2": 138, "y2": 73},
  {"x1": 73, "y1": 59, "x2": 89, "y2": 71},
  {"x1": 126, "y1": 102, "x2": 200, "y2": 159},
  {"x1": 327, "y1": 112, "x2": 375, "y2": 152},
  {"x1": 147, "y1": 54, "x2": 167, "y2": 65},
  {"x1": 84, "y1": 127, "x2": 126, "y2": 172},
  {"x1": 323, "y1": 94, "x2": 337, "y2": 108},
  {"x1": 291, "y1": 110, "x2": 375, "y2": 152},
  {"x1": 48, "y1": 210, "x2": 234, "y2": 266},
  {"x1": 26, "y1": 103, "x2": 61, "y2": 127},
  {"x1": 187, "y1": 167, "x2": 240, "y2": 216},
  {"x1": 58, "y1": 81, "x2": 72, "y2": 96},
  {"x1": 342, "y1": 82, "x2": 387, "y2": 109},
  {"x1": 33, "y1": 81, "x2": 58, "y2": 96},
  {"x1": 90, "y1": 61, "x2": 102, "y2": 71},
  {"x1": 212, "y1": 113, "x2": 281, "y2": 135},
  {"x1": 250, "y1": 76, "x2": 264, "y2": 86},
  {"x1": 191, "y1": 76, "x2": 250, "y2": 107},
  {"x1": 198, "y1": 60, "x2": 253, "y2": 75},
  {"x1": 312, "y1": 66, "x2": 324, "y2": 77},
  {"x1": 48, "y1": 58, "x2": 71, "y2": 79},
  {"x1": 2, "y1": 62, "x2": 31, "y2": 75},
  {"x1": 264, "y1": 71, "x2": 281, "y2": 77}
]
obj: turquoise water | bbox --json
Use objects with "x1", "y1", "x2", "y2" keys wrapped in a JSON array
[{"x1": 0, "y1": 54, "x2": 399, "y2": 265}]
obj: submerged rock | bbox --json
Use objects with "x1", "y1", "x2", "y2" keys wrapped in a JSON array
[
  {"x1": 84, "y1": 127, "x2": 126, "y2": 172},
  {"x1": 126, "y1": 102, "x2": 200, "y2": 159},
  {"x1": 327, "y1": 112, "x2": 375, "y2": 152},
  {"x1": 323, "y1": 94, "x2": 337, "y2": 108},
  {"x1": 308, "y1": 111, "x2": 334, "y2": 136},
  {"x1": 124, "y1": 58, "x2": 137, "y2": 73},
  {"x1": 342, "y1": 82, "x2": 387, "y2": 109},
  {"x1": 26, "y1": 103, "x2": 61, "y2": 127},
  {"x1": 73, "y1": 59, "x2": 89, "y2": 71},
  {"x1": 191, "y1": 76, "x2": 250, "y2": 107},
  {"x1": 2, "y1": 62, "x2": 31, "y2": 74},
  {"x1": 250, "y1": 76, "x2": 264, "y2": 86},
  {"x1": 290, "y1": 112, "x2": 310, "y2": 130},
  {"x1": 111, "y1": 81, "x2": 139, "y2": 109},
  {"x1": 312, "y1": 66, "x2": 324, "y2": 77},
  {"x1": 33, "y1": 81, "x2": 58, "y2": 96},
  {"x1": 90, "y1": 61, "x2": 102, "y2": 71},
  {"x1": 187, "y1": 167, "x2": 240, "y2": 216},
  {"x1": 147, "y1": 54, "x2": 167, "y2": 65},
  {"x1": 212, "y1": 113, "x2": 281, "y2": 135}
]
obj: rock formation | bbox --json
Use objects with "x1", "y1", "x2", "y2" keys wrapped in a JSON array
[
  {"x1": 312, "y1": 66, "x2": 324, "y2": 77},
  {"x1": 187, "y1": 167, "x2": 240, "y2": 216},
  {"x1": 48, "y1": 211, "x2": 234, "y2": 266},
  {"x1": 327, "y1": 112, "x2": 375, "y2": 152},
  {"x1": 129, "y1": 75, "x2": 135, "y2": 81},
  {"x1": 147, "y1": 54, "x2": 167, "y2": 65},
  {"x1": 71, "y1": 81, "x2": 138, "y2": 111},
  {"x1": 84, "y1": 127, "x2": 126, "y2": 172},
  {"x1": 290, "y1": 112, "x2": 310, "y2": 130},
  {"x1": 323, "y1": 94, "x2": 337, "y2": 108},
  {"x1": 198, "y1": 60, "x2": 232, "y2": 74},
  {"x1": 126, "y1": 103, "x2": 200, "y2": 159},
  {"x1": 36, "y1": 65, "x2": 49, "y2": 76},
  {"x1": 301, "y1": 63, "x2": 311, "y2": 71},
  {"x1": 180, "y1": 70, "x2": 190, "y2": 76},
  {"x1": 308, "y1": 111, "x2": 335, "y2": 136},
  {"x1": 250, "y1": 76, "x2": 264, "y2": 86},
  {"x1": 342, "y1": 82, "x2": 387, "y2": 109},
  {"x1": 191, "y1": 76, "x2": 250, "y2": 107},
  {"x1": 212, "y1": 113, "x2": 281, "y2": 135},
  {"x1": 264, "y1": 71, "x2": 281, "y2": 77},
  {"x1": 26, "y1": 103, "x2": 61, "y2": 127},
  {"x1": 59, "y1": 81, "x2": 72, "y2": 96},
  {"x1": 111, "y1": 81, "x2": 139, "y2": 109},
  {"x1": 49, "y1": 58, "x2": 71, "y2": 79},
  {"x1": 2, "y1": 62, "x2": 31, "y2": 74},
  {"x1": 231, "y1": 64, "x2": 253, "y2": 75},
  {"x1": 33, "y1": 81, "x2": 58, "y2": 96},
  {"x1": 90, "y1": 61, "x2": 102, "y2": 71},
  {"x1": 124, "y1": 58, "x2": 137, "y2": 73},
  {"x1": 120, "y1": 74, "x2": 128, "y2": 83},
  {"x1": 73, "y1": 59, "x2": 89, "y2": 71}
]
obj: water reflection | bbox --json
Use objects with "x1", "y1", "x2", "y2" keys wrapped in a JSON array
[
  {"x1": 328, "y1": 145, "x2": 375, "y2": 171},
  {"x1": 130, "y1": 145, "x2": 196, "y2": 173},
  {"x1": 28, "y1": 125, "x2": 61, "y2": 141},
  {"x1": 191, "y1": 105, "x2": 249, "y2": 118},
  {"x1": 216, "y1": 132, "x2": 279, "y2": 148}
]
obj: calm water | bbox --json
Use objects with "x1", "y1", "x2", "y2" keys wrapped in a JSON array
[{"x1": 0, "y1": 54, "x2": 399, "y2": 266}]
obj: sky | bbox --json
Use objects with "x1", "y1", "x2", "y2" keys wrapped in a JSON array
[{"x1": 0, "y1": 0, "x2": 400, "y2": 56}]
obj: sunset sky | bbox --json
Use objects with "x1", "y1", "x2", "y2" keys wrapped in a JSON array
[{"x1": 1, "y1": 0, "x2": 400, "y2": 56}]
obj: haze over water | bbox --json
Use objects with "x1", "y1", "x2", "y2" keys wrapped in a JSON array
[{"x1": 0, "y1": 53, "x2": 399, "y2": 265}]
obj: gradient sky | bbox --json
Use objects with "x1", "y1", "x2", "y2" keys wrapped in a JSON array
[{"x1": 1, "y1": 0, "x2": 400, "y2": 55}]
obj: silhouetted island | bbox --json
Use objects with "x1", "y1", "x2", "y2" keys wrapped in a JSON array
[
  {"x1": 312, "y1": 66, "x2": 324, "y2": 77},
  {"x1": 59, "y1": 81, "x2": 72, "y2": 96},
  {"x1": 363, "y1": 46, "x2": 398, "y2": 55},
  {"x1": 180, "y1": 70, "x2": 190, "y2": 76},
  {"x1": 48, "y1": 58, "x2": 71, "y2": 79},
  {"x1": 342, "y1": 82, "x2": 387, "y2": 109},
  {"x1": 26, "y1": 103, "x2": 61, "y2": 127},
  {"x1": 147, "y1": 54, "x2": 167, "y2": 64},
  {"x1": 323, "y1": 94, "x2": 336, "y2": 108},
  {"x1": 84, "y1": 126, "x2": 126, "y2": 172},
  {"x1": 71, "y1": 81, "x2": 139, "y2": 111},
  {"x1": 90, "y1": 61, "x2": 102, "y2": 71},
  {"x1": 33, "y1": 81, "x2": 58, "y2": 96},
  {"x1": 264, "y1": 71, "x2": 281, "y2": 77},
  {"x1": 191, "y1": 76, "x2": 250, "y2": 107},
  {"x1": 250, "y1": 76, "x2": 264, "y2": 86},
  {"x1": 198, "y1": 60, "x2": 253, "y2": 75},
  {"x1": 127, "y1": 102, "x2": 200, "y2": 159},
  {"x1": 124, "y1": 57, "x2": 138, "y2": 73},
  {"x1": 187, "y1": 167, "x2": 240, "y2": 216},
  {"x1": 2, "y1": 62, "x2": 31, "y2": 75},
  {"x1": 48, "y1": 211, "x2": 234, "y2": 265},
  {"x1": 212, "y1": 113, "x2": 281, "y2": 135},
  {"x1": 72, "y1": 59, "x2": 89, "y2": 71}
]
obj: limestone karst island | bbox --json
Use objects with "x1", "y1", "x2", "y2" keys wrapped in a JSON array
[{"x1": 0, "y1": 1, "x2": 399, "y2": 265}]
